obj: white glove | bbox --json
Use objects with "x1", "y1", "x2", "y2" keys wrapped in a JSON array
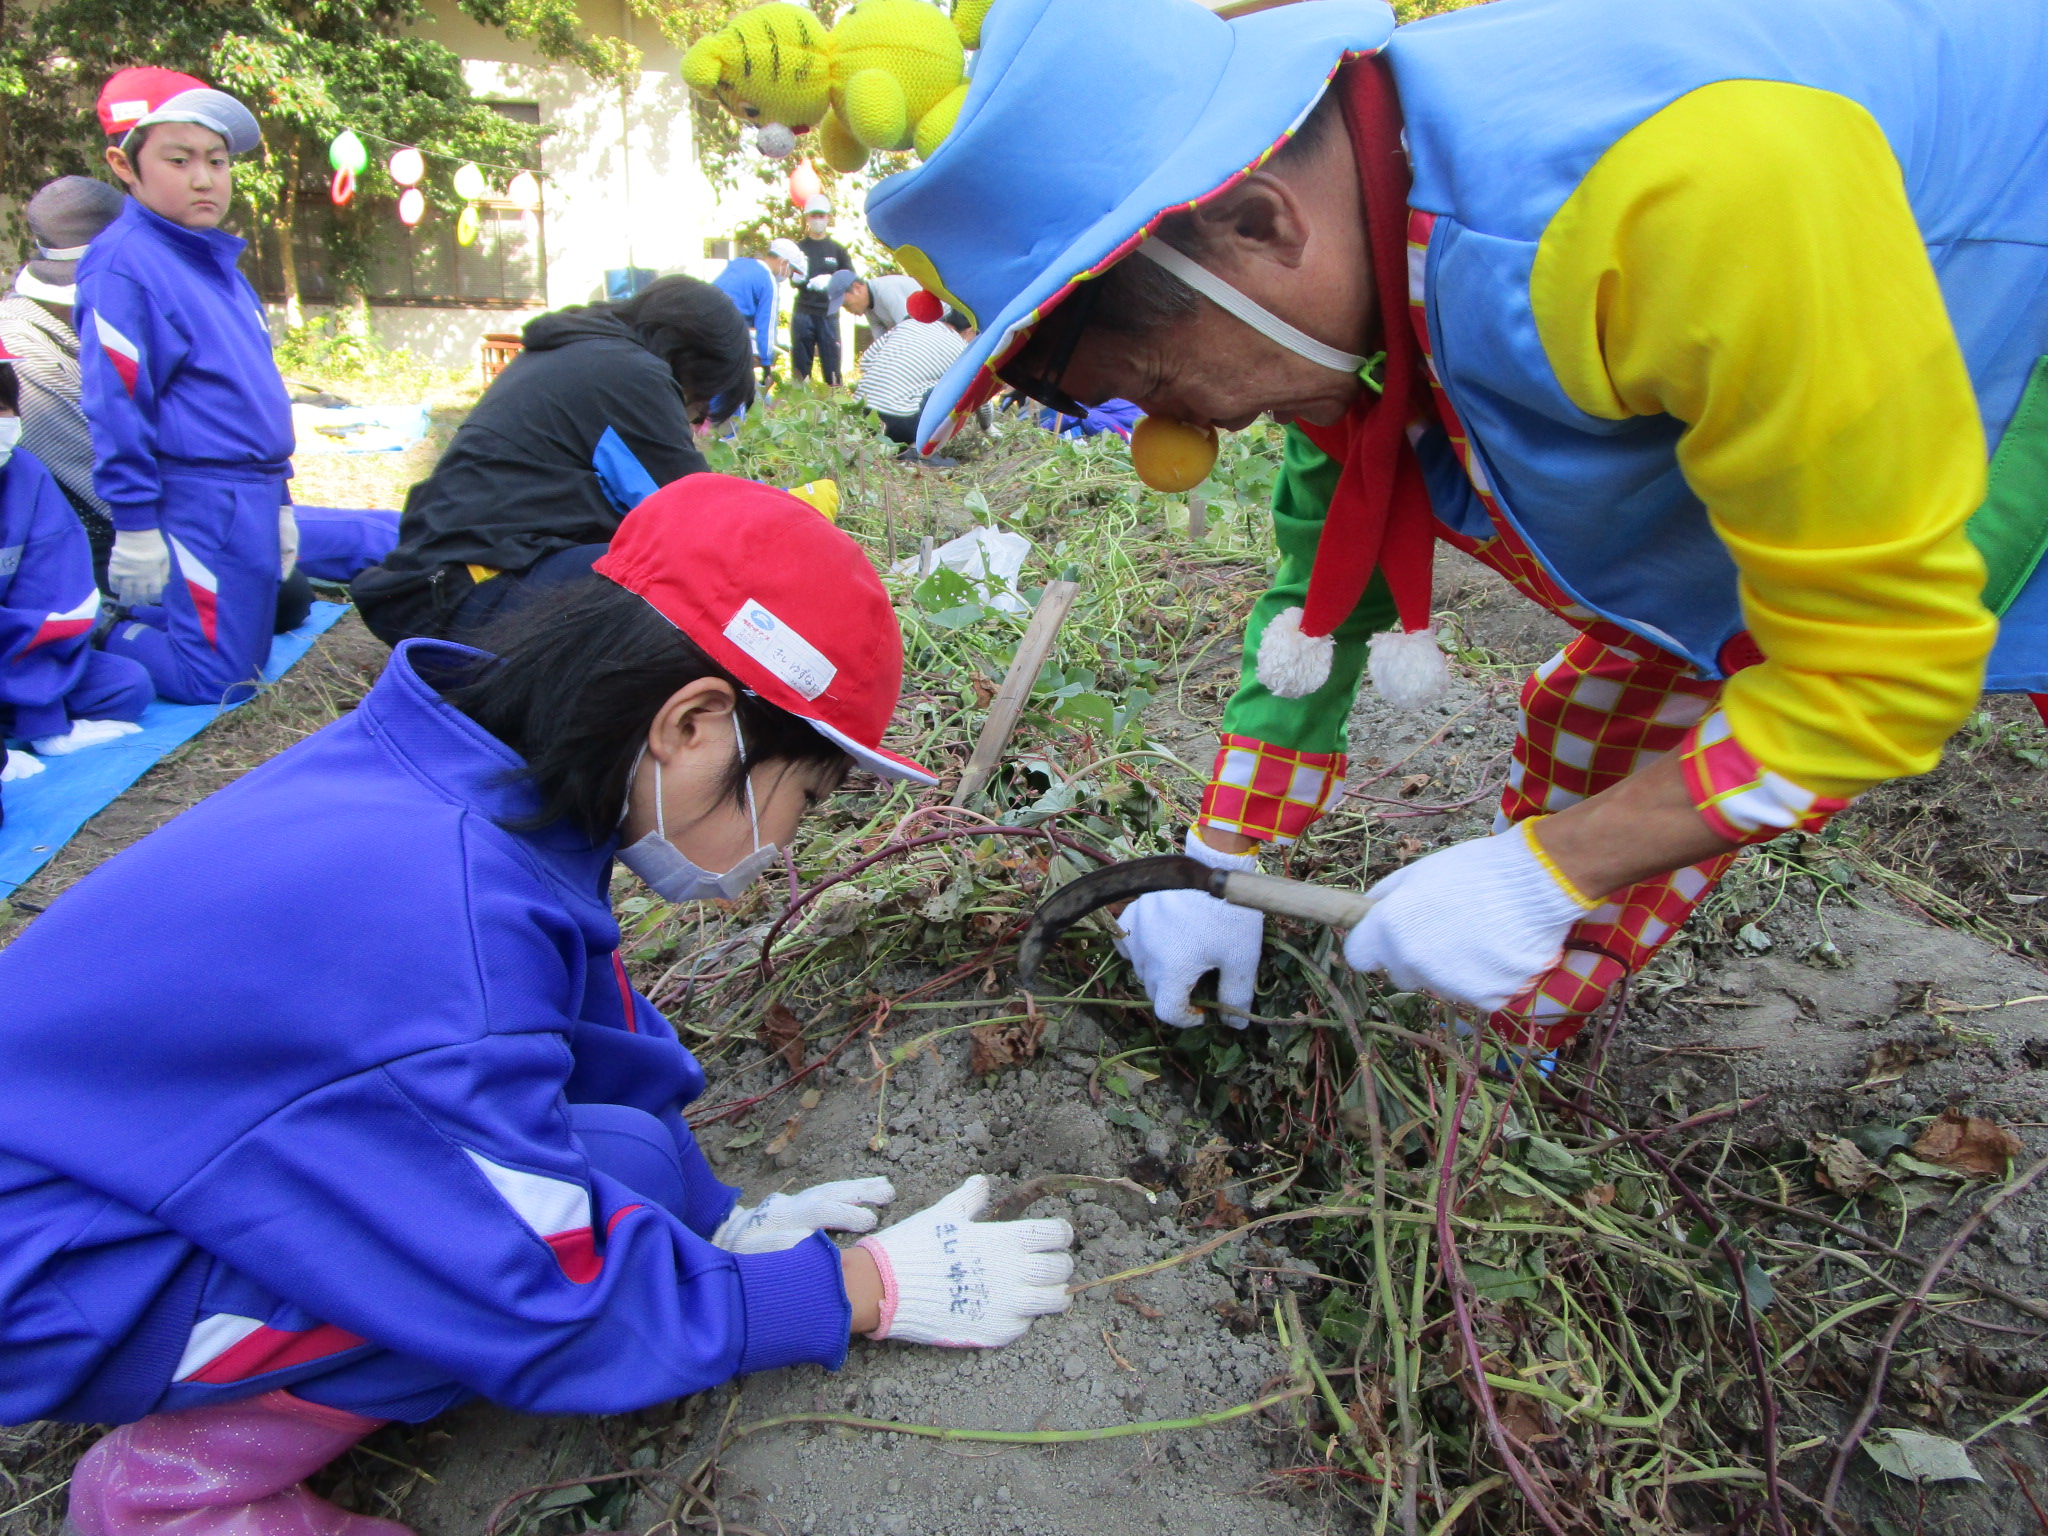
[
  {"x1": 1342, "y1": 818, "x2": 1596, "y2": 1012},
  {"x1": 109, "y1": 529, "x2": 170, "y2": 605},
  {"x1": 278, "y1": 506, "x2": 300, "y2": 579},
  {"x1": 32, "y1": 719, "x2": 143, "y2": 757},
  {"x1": 1, "y1": 750, "x2": 46, "y2": 783},
  {"x1": 712, "y1": 1176, "x2": 895, "y2": 1254},
  {"x1": 856, "y1": 1174, "x2": 1074, "y2": 1347},
  {"x1": 806, "y1": 273, "x2": 832, "y2": 291},
  {"x1": 1119, "y1": 828, "x2": 1263, "y2": 1029}
]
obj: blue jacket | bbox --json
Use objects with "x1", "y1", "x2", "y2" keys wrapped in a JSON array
[
  {"x1": 0, "y1": 450, "x2": 102, "y2": 740},
  {"x1": 0, "y1": 640, "x2": 849, "y2": 1426},
  {"x1": 713, "y1": 259, "x2": 780, "y2": 370},
  {"x1": 74, "y1": 200, "x2": 295, "y2": 531}
]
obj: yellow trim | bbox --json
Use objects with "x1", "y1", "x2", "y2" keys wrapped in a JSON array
[
  {"x1": 466, "y1": 564, "x2": 500, "y2": 585},
  {"x1": 1519, "y1": 817, "x2": 1600, "y2": 912},
  {"x1": 1530, "y1": 81, "x2": 1993, "y2": 800}
]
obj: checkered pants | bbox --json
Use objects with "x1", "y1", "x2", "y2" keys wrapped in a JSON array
[{"x1": 1488, "y1": 633, "x2": 1740, "y2": 1050}]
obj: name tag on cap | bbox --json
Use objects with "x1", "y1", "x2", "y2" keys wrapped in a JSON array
[
  {"x1": 724, "y1": 600, "x2": 836, "y2": 700},
  {"x1": 110, "y1": 99, "x2": 150, "y2": 125}
]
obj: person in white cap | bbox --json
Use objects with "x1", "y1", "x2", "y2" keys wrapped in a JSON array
[
  {"x1": 712, "y1": 238, "x2": 805, "y2": 385},
  {"x1": 0, "y1": 176, "x2": 129, "y2": 572},
  {"x1": 790, "y1": 194, "x2": 857, "y2": 386}
]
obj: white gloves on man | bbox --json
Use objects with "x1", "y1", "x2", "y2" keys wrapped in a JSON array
[
  {"x1": 278, "y1": 506, "x2": 300, "y2": 579},
  {"x1": 857, "y1": 1175, "x2": 1074, "y2": 1347},
  {"x1": 1342, "y1": 819, "x2": 1596, "y2": 1012},
  {"x1": 109, "y1": 529, "x2": 170, "y2": 606},
  {"x1": 1120, "y1": 828, "x2": 1263, "y2": 1028},
  {"x1": 32, "y1": 719, "x2": 143, "y2": 757},
  {"x1": 712, "y1": 1177, "x2": 896, "y2": 1254},
  {"x1": 805, "y1": 273, "x2": 832, "y2": 291}
]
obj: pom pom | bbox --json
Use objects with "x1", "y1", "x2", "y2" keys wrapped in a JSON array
[
  {"x1": 906, "y1": 288, "x2": 943, "y2": 324},
  {"x1": 1256, "y1": 607, "x2": 1334, "y2": 699},
  {"x1": 1368, "y1": 627, "x2": 1450, "y2": 711},
  {"x1": 756, "y1": 123, "x2": 798, "y2": 159}
]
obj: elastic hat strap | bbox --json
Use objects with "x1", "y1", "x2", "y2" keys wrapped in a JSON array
[
  {"x1": 36, "y1": 243, "x2": 91, "y2": 261},
  {"x1": 1135, "y1": 238, "x2": 1369, "y2": 376}
]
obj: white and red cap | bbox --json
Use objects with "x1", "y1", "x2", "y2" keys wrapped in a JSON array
[
  {"x1": 98, "y1": 67, "x2": 261, "y2": 156},
  {"x1": 593, "y1": 474, "x2": 937, "y2": 784}
]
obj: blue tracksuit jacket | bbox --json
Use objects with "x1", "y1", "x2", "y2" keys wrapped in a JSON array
[
  {"x1": 74, "y1": 200, "x2": 294, "y2": 529},
  {"x1": 713, "y1": 258, "x2": 780, "y2": 371},
  {"x1": 0, "y1": 639, "x2": 849, "y2": 1426},
  {"x1": 0, "y1": 450, "x2": 119, "y2": 739}
]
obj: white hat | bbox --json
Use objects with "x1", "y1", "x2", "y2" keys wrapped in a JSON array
[
  {"x1": 803, "y1": 194, "x2": 833, "y2": 216},
  {"x1": 768, "y1": 237, "x2": 807, "y2": 275}
]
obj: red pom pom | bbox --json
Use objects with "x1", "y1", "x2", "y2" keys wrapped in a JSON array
[{"x1": 906, "y1": 289, "x2": 943, "y2": 324}]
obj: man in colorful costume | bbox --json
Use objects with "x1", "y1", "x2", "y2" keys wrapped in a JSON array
[{"x1": 866, "y1": 0, "x2": 2046, "y2": 1046}]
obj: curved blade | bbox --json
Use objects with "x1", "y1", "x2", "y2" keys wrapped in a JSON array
[{"x1": 1016, "y1": 854, "x2": 1223, "y2": 982}]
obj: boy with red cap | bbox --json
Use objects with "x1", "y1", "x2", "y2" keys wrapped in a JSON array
[
  {"x1": 0, "y1": 474, "x2": 1075, "y2": 1536},
  {"x1": 0, "y1": 337, "x2": 152, "y2": 791},
  {"x1": 78, "y1": 67, "x2": 397, "y2": 707}
]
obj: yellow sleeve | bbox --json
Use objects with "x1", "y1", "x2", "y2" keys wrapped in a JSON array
[{"x1": 1530, "y1": 79, "x2": 1994, "y2": 800}]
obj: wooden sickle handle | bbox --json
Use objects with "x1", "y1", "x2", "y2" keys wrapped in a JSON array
[{"x1": 1219, "y1": 869, "x2": 1376, "y2": 930}]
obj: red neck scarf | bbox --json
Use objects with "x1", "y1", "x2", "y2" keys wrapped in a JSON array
[{"x1": 1292, "y1": 53, "x2": 1436, "y2": 641}]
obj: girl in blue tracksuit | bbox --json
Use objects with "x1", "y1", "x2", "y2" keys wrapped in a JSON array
[
  {"x1": 77, "y1": 72, "x2": 394, "y2": 708},
  {"x1": 0, "y1": 475, "x2": 1074, "y2": 1536},
  {"x1": 0, "y1": 343, "x2": 151, "y2": 781}
]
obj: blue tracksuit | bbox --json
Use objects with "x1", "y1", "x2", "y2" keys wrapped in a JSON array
[
  {"x1": 0, "y1": 639, "x2": 850, "y2": 1427},
  {"x1": 0, "y1": 448, "x2": 150, "y2": 741},
  {"x1": 76, "y1": 200, "x2": 314, "y2": 705},
  {"x1": 713, "y1": 258, "x2": 780, "y2": 371}
]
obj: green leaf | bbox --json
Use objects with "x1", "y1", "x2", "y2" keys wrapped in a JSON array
[
  {"x1": 1864, "y1": 1429, "x2": 1983, "y2": 1484},
  {"x1": 1522, "y1": 1135, "x2": 1594, "y2": 1193},
  {"x1": 532, "y1": 1484, "x2": 596, "y2": 1511},
  {"x1": 723, "y1": 1126, "x2": 763, "y2": 1151},
  {"x1": 1466, "y1": 1255, "x2": 1546, "y2": 1303},
  {"x1": 1847, "y1": 1123, "x2": 1911, "y2": 1160}
]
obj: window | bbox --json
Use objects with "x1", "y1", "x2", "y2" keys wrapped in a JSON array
[{"x1": 704, "y1": 238, "x2": 733, "y2": 261}]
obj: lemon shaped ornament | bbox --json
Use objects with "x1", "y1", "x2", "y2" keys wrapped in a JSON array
[{"x1": 1130, "y1": 416, "x2": 1218, "y2": 494}]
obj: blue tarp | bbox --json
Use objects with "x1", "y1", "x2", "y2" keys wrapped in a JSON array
[{"x1": 1, "y1": 602, "x2": 351, "y2": 898}]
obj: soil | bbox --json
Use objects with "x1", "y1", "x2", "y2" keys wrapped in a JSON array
[{"x1": 3, "y1": 457, "x2": 2044, "y2": 1535}]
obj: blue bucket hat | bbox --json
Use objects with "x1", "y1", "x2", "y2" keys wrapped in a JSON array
[{"x1": 864, "y1": 0, "x2": 1396, "y2": 451}]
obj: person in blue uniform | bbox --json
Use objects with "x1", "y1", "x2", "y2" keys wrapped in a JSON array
[
  {"x1": 0, "y1": 475, "x2": 1076, "y2": 1536},
  {"x1": 712, "y1": 238, "x2": 804, "y2": 382},
  {"x1": 0, "y1": 339, "x2": 152, "y2": 791},
  {"x1": 77, "y1": 69, "x2": 394, "y2": 707}
]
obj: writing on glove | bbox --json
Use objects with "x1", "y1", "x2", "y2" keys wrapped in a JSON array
[{"x1": 857, "y1": 1175, "x2": 1074, "y2": 1347}]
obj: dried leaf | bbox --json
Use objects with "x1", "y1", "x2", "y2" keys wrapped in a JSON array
[
  {"x1": 1201, "y1": 1190, "x2": 1249, "y2": 1229},
  {"x1": 1863, "y1": 1428, "x2": 1983, "y2": 1484},
  {"x1": 761, "y1": 1115, "x2": 800, "y2": 1157},
  {"x1": 1398, "y1": 773, "x2": 1433, "y2": 798},
  {"x1": 1499, "y1": 1390, "x2": 1554, "y2": 1447},
  {"x1": 1910, "y1": 1110, "x2": 2023, "y2": 1177},
  {"x1": 1114, "y1": 1286, "x2": 1164, "y2": 1320},
  {"x1": 756, "y1": 1002, "x2": 807, "y2": 1073},
  {"x1": 1810, "y1": 1134, "x2": 1887, "y2": 1196},
  {"x1": 1860, "y1": 1035, "x2": 1955, "y2": 1089},
  {"x1": 970, "y1": 1009, "x2": 1045, "y2": 1075},
  {"x1": 1584, "y1": 1183, "x2": 1618, "y2": 1209}
]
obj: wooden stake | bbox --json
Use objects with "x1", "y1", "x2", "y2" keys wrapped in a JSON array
[
  {"x1": 918, "y1": 536, "x2": 935, "y2": 578},
  {"x1": 1187, "y1": 492, "x2": 1208, "y2": 541},
  {"x1": 951, "y1": 579, "x2": 1081, "y2": 807}
]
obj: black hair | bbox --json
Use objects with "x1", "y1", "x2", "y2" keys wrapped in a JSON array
[
  {"x1": 441, "y1": 574, "x2": 851, "y2": 844},
  {"x1": 1075, "y1": 86, "x2": 1348, "y2": 343},
  {"x1": 940, "y1": 308, "x2": 972, "y2": 334},
  {"x1": 599, "y1": 275, "x2": 755, "y2": 419},
  {"x1": 0, "y1": 362, "x2": 17, "y2": 413}
]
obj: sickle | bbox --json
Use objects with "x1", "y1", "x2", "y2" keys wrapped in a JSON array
[{"x1": 1018, "y1": 854, "x2": 1377, "y2": 983}]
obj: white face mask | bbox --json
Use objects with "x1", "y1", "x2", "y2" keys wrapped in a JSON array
[
  {"x1": 0, "y1": 418, "x2": 19, "y2": 471},
  {"x1": 615, "y1": 717, "x2": 780, "y2": 903}
]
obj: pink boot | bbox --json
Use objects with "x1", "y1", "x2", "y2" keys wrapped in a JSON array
[{"x1": 64, "y1": 1390, "x2": 412, "y2": 1535}]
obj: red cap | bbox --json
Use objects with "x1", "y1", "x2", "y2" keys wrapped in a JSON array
[
  {"x1": 98, "y1": 67, "x2": 208, "y2": 138},
  {"x1": 593, "y1": 474, "x2": 937, "y2": 784}
]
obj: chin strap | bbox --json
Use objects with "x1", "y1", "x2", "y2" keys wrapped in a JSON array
[{"x1": 1134, "y1": 237, "x2": 1371, "y2": 376}]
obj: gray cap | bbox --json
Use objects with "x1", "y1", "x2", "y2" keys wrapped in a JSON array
[
  {"x1": 21, "y1": 176, "x2": 126, "y2": 290},
  {"x1": 132, "y1": 87, "x2": 262, "y2": 156}
]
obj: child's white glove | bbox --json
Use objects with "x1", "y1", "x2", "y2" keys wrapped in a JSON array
[
  {"x1": 32, "y1": 719, "x2": 143, "y2": 757},
  {"x1": 109, "y1": 529, "x2": 170, "y2": 605},
  {"x1": 1, "y1": 750, "x2": 46, "y2": 783},
  {"x1": 1119, "y1": 828, "x2": 1262, "y2": 1028},
  {"x1": 856, "y1": 1174, "x2": 1074, "y2": 1347},
  {"x1": 278, "y1": 506, "x2": 300, "y2": 579},
  {"x1": 712, "y1": 1177, "x2": 895, "y2": 1254},
  {"x1": 1341, "y1": 819, "x2": 1596, "y2": 1012}
]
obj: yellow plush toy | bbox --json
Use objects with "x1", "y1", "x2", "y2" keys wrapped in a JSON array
[{"x1": 683, "y1": 0, "x2": 988, "y2": 171}]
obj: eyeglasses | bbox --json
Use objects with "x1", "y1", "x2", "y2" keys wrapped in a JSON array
[{"x1": 995, "y1": 281, "x2": 1100, "y2": 417}]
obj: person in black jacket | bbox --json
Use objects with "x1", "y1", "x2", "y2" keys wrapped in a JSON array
[
  {"x1": 351, "y1": 276, "x2": 752, "y2": 645},
  {"x1": 789, "y1": 196, "x2": 857, "y2": 387}
]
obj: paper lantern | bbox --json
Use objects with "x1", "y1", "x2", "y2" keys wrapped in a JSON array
[
  {"x1": 506, "y1": 171, "x2": 541, "y2": 211},
  {"x1": 787, "y1": 156, "x2": 822, "y2": 209},
  {"x1": 397, "y1": 186, "x2": 425, "y2": 227},
  {"x1": 327, "y1": 129, "x2": 367, "y2": 175},
  {"x1": 388, "y1": 146, "x2": 424, "y2": 187},
  {"x1": 329, "y1": 166, "x2": 356, "y2": 207},
  {"x1": 456, "y1": 204, "x2": 480, "y2": 247},
  {"x1": 452, "y1": 161, "x2": 487, "y2": 201}
]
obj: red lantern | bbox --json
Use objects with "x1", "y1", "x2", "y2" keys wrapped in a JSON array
[
  {"x1": 329, "y1": 166, "x2": 356, "y2": 207},
  {"x1": 787, "y1": 156, "x2": 823, "y2": 210}
]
